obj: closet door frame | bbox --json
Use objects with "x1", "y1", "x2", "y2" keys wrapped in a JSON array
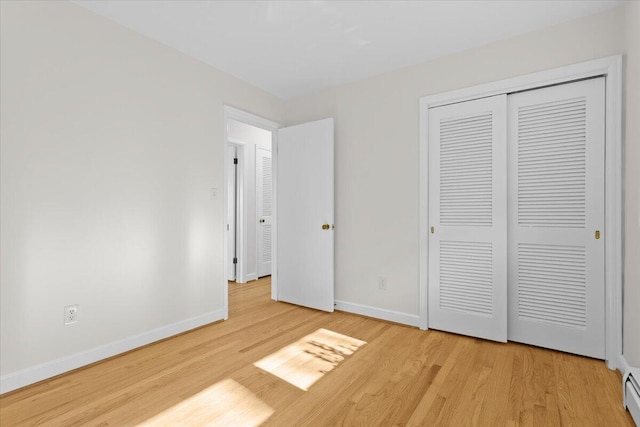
[{"x1": 419, "y1": 55, "x2": 622, "y2": 370}]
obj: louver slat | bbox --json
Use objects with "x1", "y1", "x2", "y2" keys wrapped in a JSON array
[
  {"x1": 262, "y1": 156, "x2": 272, "y2": 217},
  {"x1": 517, "y1": 98, "x2": 587, "y2": 228},
  {"x1": 440, "y1": 112, "x2": 493, "y2": 226},
  {"x1": 518, "y1": 243, "x2": 586, "y2": 328},
  {"x1": 439, "y1": 241, "x2": 493, "y2": 316},
  {"x1": 260, "y1": 154, "x2": 272, "y2": 264},
  {"x1": 262, "y1": 224, "x2": 271, "y2": 263}
]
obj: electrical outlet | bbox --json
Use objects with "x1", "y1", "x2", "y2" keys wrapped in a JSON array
[
  {"x1": 64, "y1": 305, "x2": 78, "y2": 325},
  {"x1": 378, "y1": 276, "x2": 387, "y2": 290}
]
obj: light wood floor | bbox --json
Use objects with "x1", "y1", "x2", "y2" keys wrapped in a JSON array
[{"x1": 0, "y1": 277, "x2": 633, "y2": 426}]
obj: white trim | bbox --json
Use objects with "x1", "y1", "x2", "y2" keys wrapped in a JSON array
[
  {"x1": 271, "y1": 129, "x2": 279, "y2": 301},
  {"x1": 419, "y1": 55, "x2": 623, "y2": 369},
  {"x1": 419, "y1": 97, "x2": 429, "y2": 330},
  {"x1": 421, "y1": 56, "x2": 621, "y2": 108},
  {"x1": 224, "y1": 106, "x2": 280, "y2": 131},
  {"x1": 236, "y1": 144, "x2": 245, "y2": 284},
  {"x1": 625, "y1": 380, "x2": 640, "y2": 425},
  {"x1": 604, "y1": 56, "x2": 623, "y2": 371},
  {"x1": 0, "y1": 309, "x2": 224, "y2": 395},
  {"x1": 621, "y1": 355, "x2": 640, "y2": 424},
  {"x1": 335, "y1": 300, "x2": 420, "y2": 327},
  {"x1": 223, "y1": 106, "x2": 280, "y2": 313},
  {"x1": 620, "y1": 354, "x2": 632, "y2": 377},
  {"x1": 227, "y1": 136, "x2": 248, "y2": 146},
  {"x1": 226, "y1": 141, "x2": 245, "y2": 284}
]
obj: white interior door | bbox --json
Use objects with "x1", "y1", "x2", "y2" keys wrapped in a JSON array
[
  {"x1": 276, "y1": 118, "x2": 334, "y2": 312},
  {"x1": 257, "y1": 146, "x2": 272, "y2": 278},
  {"x1": 428, "y1": 95, "x2": 508, "y2": 342},
  {"x1": 507, "y1": 78, "x2": 605, "y2": 358},
  {"x1": 227, "y1": 146, "x2": 237, "y2": 281}
]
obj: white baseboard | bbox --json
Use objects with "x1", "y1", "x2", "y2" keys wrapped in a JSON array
[
  {"x1": 334, "y1": 300, "x2": 420, "y2": 327},
  {"x1": 621, "y1": 354, "x2": 640, "y2": 425},
  {"x1": 0, "y1": 309, "x2": 225, "y2": 395},
  {"x1": 620, "y1": 354, "x2": 631, "y2": 376}
]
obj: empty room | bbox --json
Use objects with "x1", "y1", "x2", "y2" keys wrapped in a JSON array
[{"x1": 1, "y1": 0, "x2": 639, "y2": 425}]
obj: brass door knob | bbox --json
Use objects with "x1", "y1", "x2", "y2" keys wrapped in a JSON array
[{"x1": 322, "y1": 224, "x2": 330, "y2": 230}]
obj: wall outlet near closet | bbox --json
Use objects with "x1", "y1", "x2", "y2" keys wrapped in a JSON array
[{"x1": 64, "y1": 305, "x2": 78, "y2": 325}]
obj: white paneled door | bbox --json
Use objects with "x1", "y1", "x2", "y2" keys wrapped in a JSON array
[
  {"x1": 428, "y1": 95, "x2": 508, "y2": 342},
  {"x1": 507, "y1": 78, "x2": 605, "y2": 358},
  {"x1": 257, "y1": 146, "x2": 272, "y2": 278},
  {"x1": 277, "y1": 118, "x2": 334, "y2": 312}
]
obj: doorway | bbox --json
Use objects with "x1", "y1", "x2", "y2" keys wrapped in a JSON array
[
  {"x1": 223, "y1": 107, "x2": 280, "y2": 319},
  {"x1": 223, "y1": 107, "x2": 336, "y2": 320},
  {"x1": 226, "y1": 117, "x2": 274, "y2": 283}
]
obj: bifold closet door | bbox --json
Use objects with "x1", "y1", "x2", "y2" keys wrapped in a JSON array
[
  {"x1": 507, "y1": 78, "x2": 605, "y2": 358},
  {"x1": 428, "y1": 95, "x2": 508, "y2": 342}
]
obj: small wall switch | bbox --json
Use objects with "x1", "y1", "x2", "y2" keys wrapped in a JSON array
[
  {"x1": 64, "y1": 305, "x2": 78, "y2": 325},
  {"x1": 378, "y1": 276, "x2": 387, "y2": 290},
  {"x1": 210, "y1": 188, "x2": 218, "y2": 200}
]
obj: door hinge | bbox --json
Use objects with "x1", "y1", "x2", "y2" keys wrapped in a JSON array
[
  {"x1": 233, "y1": 158, "x2": 238, "y2": 165},
  {"x1": 233, "y1": 257, "x2": 237, "y2": 264}
]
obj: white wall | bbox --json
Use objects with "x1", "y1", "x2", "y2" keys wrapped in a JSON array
[
  {"x1": 624, "y1": 0, "x2": 640, "y2": 368},
  {"x1": 284, "y1": 7, "x2": 628, "y2": 322},
  {"x1": 0, "y1": 0, "x2": 282, "y2": 389},
  {"x1": 227, "y1": 119, "x2": 272, "y2": 282}
]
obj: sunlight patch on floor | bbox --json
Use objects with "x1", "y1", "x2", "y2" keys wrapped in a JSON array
[
  {"x1": 254, "y1": 328, "x2": 366, "y2": 391},
  {"x1": 138, "y1": 379, "x2": 274, "y2": 426}
]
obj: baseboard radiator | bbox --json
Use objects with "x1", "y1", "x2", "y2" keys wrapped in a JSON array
[{"x1": 624, "y1": 367, "x2": 640, "y2": 425}]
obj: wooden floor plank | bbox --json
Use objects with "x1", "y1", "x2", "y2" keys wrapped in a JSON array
[{"x1": 0, "y1": 277, "x2": 634, "y2": 426}]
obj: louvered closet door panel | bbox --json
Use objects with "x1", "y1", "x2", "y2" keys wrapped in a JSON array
[
  {"x1": 507, "y1": 78, "x2": 605, "y2": 358},
  {"x1": 261, "y1": 153, "x2": 272, "y2": 264},
  {"x1": 428, "y1": 95, "x2": 508, "y2": 342},
  {"x1": 257, "y1": 147, "x2": 272, "y2": 278}
]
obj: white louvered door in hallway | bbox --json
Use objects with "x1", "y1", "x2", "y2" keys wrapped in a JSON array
[
  {"x1": 428, "y1": 78, "x2": 606, "y2": 358},
  {"x1": 507, "y1": 78, "x2": 605, "y2": 358},
  {"x1": 257, "y1": 146, "x2": 272, "y2": 278},
  {"x1": 428, "y1": 95, "x2": 508, "y2": 342}
]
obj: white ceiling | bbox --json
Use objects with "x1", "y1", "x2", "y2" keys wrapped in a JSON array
[{"x1": 73, "y1": 0, "x2": 624, "y2": 99}]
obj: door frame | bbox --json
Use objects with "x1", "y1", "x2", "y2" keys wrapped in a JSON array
[
  {"x1": 419, "y1": 55, "x2": 623, "y2": 370},
  {"x1": 225, "y1": 143, "x2": 245, "y2": 283},
  {"x1": 223, "y1": 106, "x2": 280, "y2": 319},
  {"x1": 226, "y1": 142, "x2": 244, "y2": 283}
]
